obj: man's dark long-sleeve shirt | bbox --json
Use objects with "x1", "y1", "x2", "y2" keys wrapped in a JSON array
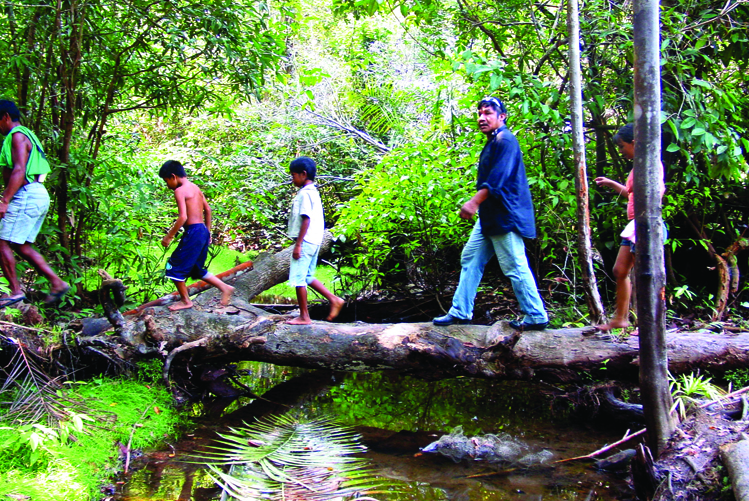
[{"x1": 476, "y1": 125, "x2": 536, "y2": 239}]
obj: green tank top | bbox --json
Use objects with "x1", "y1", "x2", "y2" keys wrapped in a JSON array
[{"x1": 0, "y1": 125, "x2": 51, "y2": 184}]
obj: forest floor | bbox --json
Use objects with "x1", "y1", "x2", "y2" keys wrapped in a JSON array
[{"x1": 645, "y1": 396, "x2": 747, "y2": 501}]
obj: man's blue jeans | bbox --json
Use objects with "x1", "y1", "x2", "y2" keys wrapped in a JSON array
[{"x1": 448, "y1": 221, "x2": 548, "y2": 324}]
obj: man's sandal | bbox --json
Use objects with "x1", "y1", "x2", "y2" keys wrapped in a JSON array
[
  {"x1": 0, "y1": 296, "x2": 26, "y2": 308},
  {"x1": 44, "y1": 286, "x2": 70, "y2": 305}
]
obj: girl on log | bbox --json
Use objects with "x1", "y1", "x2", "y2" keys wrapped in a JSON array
[{"x1": 594, "y1": 124, "x2": 665, "y2": 332}]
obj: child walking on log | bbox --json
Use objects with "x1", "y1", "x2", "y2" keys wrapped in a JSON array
[
  {"x1": 594, "y1": 124, "x2": 665, "y2": 331},
  {"x1": 286, "y1": 156, "x2": 344, "y2": 324},
  {"x1": 159, "y1": 160, "x2": 234, "y2": 311}
]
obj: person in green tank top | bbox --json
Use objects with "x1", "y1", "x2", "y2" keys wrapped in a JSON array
[{"x1": 0, "y1": 100, "x2": 69, "y2": 307}]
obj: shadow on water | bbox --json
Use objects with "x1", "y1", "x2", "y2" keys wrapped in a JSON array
[{"x1": 114, "y1": 363, "x2": 636, "y2": 500}]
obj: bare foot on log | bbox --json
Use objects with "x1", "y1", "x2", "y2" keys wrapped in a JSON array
[
  {"x1": 596, "y1": 319, "x2": 629, "y2": 332},
  {"x1": 221, "y1": 285, "x2": 235, "y2": 306},
  {"x1": 287, "y1": 316, "x2": 312, "y2": 325},
  {"x1": 169, "y1": 300, "x2": 193, "y2": 311},
  {"x1": 326, "y1": 297, "x2": 345, "y2": 321}
]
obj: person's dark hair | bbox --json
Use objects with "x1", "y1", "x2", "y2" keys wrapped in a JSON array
[
  {"x1": 289, "y1": 156, "x2": 316, "y2": 181},
  {"x1": 159, "y1": 160, "x2": 187, "y2": 178},
  {"x1": 613, "y1": 123, "x2": 634, "y2": 146},
  {"x1": 0, "y1": 100, "x2": 21, "y2": 122},
  {"x1": 477, "y1": 96, "x2": 508, "y2": 117}
]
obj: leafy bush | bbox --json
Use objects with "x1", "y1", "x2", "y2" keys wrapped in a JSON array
[
  {"x1": 670, "y1": 372, "x2": 725, "y2": 419},
  {"x1": 336, "y1": 138, "x2": 476, "y2": 291}
]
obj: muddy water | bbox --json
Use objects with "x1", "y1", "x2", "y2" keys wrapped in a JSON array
[{"x1": 115, "y1": 363, "x2": 636, "y2": 500}]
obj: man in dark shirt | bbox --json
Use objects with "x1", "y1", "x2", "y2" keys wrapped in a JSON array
[{"x1": 433, "y1": 97, "x2": 548, "y2": 330}]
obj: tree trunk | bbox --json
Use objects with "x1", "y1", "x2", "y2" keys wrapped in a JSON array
[
  {"x1": 633, "y1": 0, "x2": 676, "y2": 455},
  {"x1": 567, "y1": 0, "x2": 605, "y2": 325}
]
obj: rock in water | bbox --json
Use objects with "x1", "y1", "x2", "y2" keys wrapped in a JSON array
[{"x1": 421, "y1": 426, "x2": 553, "y2": 465}]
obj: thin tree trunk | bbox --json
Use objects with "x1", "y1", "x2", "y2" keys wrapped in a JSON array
[
  {"x1": 633, "y1": 0, "x2": 676, "y2": 455},
  {"x1": 567, "y1": 0, "x2": 605, "y2": 324},
  {"x1": 56, "y1": 0, "x2": 86, "y2": 255}
]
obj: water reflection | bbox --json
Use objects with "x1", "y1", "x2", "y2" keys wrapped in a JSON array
[{"x1": 115, "y1": 364, "x2": 635, "y2": 500}]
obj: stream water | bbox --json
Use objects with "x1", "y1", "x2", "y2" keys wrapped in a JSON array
[{"x1": 114, "y1": 362, "x2": 637, "y2": 501}]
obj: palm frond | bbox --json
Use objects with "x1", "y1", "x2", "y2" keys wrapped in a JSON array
[
  {"x1": 195, "y1": 414, "x2": 391, "y2": 501},
  {"x1": 0, "y1": 336, "x2": 93, "y2": 426}
]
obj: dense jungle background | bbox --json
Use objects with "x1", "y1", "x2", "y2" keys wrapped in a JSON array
[
  {"x1": 0, "y1": 0, "x2": 748, "y2": 498},
  {"x1": 2, "y1": 0, "x2": 748, "y2": 326}
]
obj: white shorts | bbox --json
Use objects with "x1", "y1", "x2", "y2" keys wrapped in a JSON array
[
  {"x1": 288, "y1": 240, "x2": 320, "y2": 287},
  {"x1": 0, "y1": 183, "x2": 50, "y2": 245}
]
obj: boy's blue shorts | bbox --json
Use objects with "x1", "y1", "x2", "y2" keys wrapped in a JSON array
[{"x1": 165, "y1": 224, "x2": 210, "y2": 282}]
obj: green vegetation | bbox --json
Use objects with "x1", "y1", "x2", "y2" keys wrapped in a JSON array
[
  {"x1": 0, "y1": 375, "x2": 187, "y2": 500},
  {"x1": 0, "y1": 0, "x2": 746, "y2": 322},
  {"x1": 0, "y1": 0, "x2": 748, "y2": 498},
  {"x1": 670, "y1": 372, "x2": 726, "y2": 420},
  {"x1": 724, "y1": 369, "x2": 749, "y2": 391}
]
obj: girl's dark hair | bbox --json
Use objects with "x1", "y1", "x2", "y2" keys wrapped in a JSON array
[
  {"x1": 289, "y1": 156, "x2": 316, "y2": 180},
  {"x1": 159, "y1": 159, "x2": 187, "y2": 178},
  {"x1": 613, "y1": 123, "x2": 634, "y2": 145}
]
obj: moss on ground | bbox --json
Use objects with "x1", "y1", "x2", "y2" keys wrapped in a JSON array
[{"x1": 0, "y1": 374, "x2": 188, "y2": 501}]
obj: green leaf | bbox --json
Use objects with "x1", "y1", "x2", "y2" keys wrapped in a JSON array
[
  {"x1": 681, "y1": 117, "x2": 697, "y2": 129},
  {"x1": 692, "y1": 78, "x2": 711, "y2": 89}
]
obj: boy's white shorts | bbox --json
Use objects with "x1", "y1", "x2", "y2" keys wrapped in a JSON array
[{"x1": 288, "y1": 240, "x2": 320, "y2": 287}]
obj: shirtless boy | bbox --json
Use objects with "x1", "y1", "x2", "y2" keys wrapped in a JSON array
[{"x1": 159, "y1": 160, "x2": 233, "y2": 311}]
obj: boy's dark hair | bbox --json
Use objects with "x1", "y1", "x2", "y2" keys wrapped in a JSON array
[
  {"x1": 159, "y1": 160, "x2": 187, "y2": 178},
  {"x1": 613, "y1": 123, "x2": 634, "y2": 146},
  {"x1": 289, "y1": 156, "x2": 316, "y2": 181},
  {"x1": 0, "y1": 100, "x2": 21, "y2": 121},
  {"x1": 477, "y1": 96, "x2": 508, "y2": 117}
]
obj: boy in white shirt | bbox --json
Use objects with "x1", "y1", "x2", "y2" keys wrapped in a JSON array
[{"x1": 286, "y1": 156, "x2": 344, "y2": 324}]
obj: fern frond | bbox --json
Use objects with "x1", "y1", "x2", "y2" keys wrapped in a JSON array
[{"x1": 195, "y1": 415, "x2": 391, "y2": 501}]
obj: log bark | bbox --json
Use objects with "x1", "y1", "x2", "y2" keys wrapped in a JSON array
[
  {"x1": 720, "y1": 439, "x2": 749, "y2": 501},
  {"x1": 73, "y1": 293, "x2": 749, "y2": 384}
]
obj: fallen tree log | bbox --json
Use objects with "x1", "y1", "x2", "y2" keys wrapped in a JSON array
[
  {"x1": 72, "y1": 289, "x2": 749, "y2": 384},
  {"x1": 720, "y1": 439, "x2": 749, "y2": 501},
  {"x1": 41, "y1": 230, "x2": 749, "y2": 384}
]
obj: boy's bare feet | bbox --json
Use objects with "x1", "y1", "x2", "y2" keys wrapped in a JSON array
[
  {"x1": 326, "y1": 297, "x2": 345, "y2": 321},
  {"x1": 596, "y1": 319, "x2": 629, "y2": 331},
  {"x1": 221, "y1": 285, "x2": 235, "y2": 306},
  {"x1": 169, "y1": 300, "x2": 193, "y2": 311},
  {"x1": 286, "y1": 316, "x2": 311, "y2": 325}
]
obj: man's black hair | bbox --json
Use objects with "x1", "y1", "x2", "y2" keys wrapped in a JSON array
[
  {"x1": 0, "y1": 100, "x2": 21, "y2": 121},
  {"x1": 159, "y1": 160, "x2": 187, "y2": 178},
  {"x1": 289, "y1": 156, "x2": 316, "y2": 181},
  {"x1": 477, "y1": 96, "x2": 508, "y2": 117},
  {"x1": 613, "y1": 123, "x2": 634, "y2": 145}
]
